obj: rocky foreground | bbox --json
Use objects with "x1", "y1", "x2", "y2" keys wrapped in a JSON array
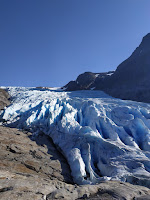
[
  {"x1": 1, "y1": 89, "x2": 150, "y2": 199},
  {"x1": 1, "y1": 126, "x2": 150, "y2": 200}
]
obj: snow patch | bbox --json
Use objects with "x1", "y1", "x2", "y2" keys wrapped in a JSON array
[
  {"x1": 90, "y1": 87, "x2": 95, "y2": 90},
  {"x1": 95, "y1": 74, "x2": 100, "y2": 78},
  {"x1": 107, "y1": 72, "x2": 114, "y2": 76}
]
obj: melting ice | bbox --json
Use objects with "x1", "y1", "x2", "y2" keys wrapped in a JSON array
[{"x1": 1, "y1": 87, "x2": 150, "y2": 187}]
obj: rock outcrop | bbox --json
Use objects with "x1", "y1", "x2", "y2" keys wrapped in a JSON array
[
  {"x1": 64, "y1": 71, "x2": 114, "y2": 91},
  {"x1": 0, "y1": 126, "x2": 73, "y2": 200},
  {"x1": 0, "y1": 88, "x2": 10, "y2": 110}
]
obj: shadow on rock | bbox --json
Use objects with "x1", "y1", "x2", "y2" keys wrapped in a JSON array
[{"x1": 29, "y1": 131, "x2": 73, "y2": 184}]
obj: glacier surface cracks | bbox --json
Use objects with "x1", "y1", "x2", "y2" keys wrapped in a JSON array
[{"x1": 1, "y1": 87, "x2": 150, "y2": 187}]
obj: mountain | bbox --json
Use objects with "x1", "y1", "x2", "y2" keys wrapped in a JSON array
[
  {"x1": 104, "y1": 33, "x2": 150, "y2": 102},
  {"x1": 64, "y1": 71, "x2": 114, "y2": 91},
  {"x1": 63, "y1": 33, "x2": 150, "y2": 103}
]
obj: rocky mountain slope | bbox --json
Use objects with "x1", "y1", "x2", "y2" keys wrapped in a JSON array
[
  {"x1": 64, "y1": 71, "x2": 114, "y2": 91},
  {"x1": 104, "y1": 33, "x2": 150, "y2": 102},
  {"x1": 64, "y1": 33, "x2": 150, "y2": 103}
]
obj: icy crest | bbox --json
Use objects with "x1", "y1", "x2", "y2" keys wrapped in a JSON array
[{"x1": 1, "y1": 87, "x2": 150, "y2": 186}]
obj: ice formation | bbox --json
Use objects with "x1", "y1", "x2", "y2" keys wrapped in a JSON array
[{"x1": 1, "y1": 87, "x2": 150, "y2": 187}]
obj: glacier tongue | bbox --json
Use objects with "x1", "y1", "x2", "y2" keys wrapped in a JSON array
[{"x1": 1, "y1": 87, "x2": 150, "y2": 186}]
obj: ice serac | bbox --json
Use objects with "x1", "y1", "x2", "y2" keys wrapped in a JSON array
[{"x1": 1, "y1": 87, "x2": 150, "y2": 187}]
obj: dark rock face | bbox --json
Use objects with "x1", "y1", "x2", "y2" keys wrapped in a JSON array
[
  {"x1": 63, "y1": 33, "x2": 150, "y2": 103},
  {"x1": 63, "y1": 71, "x2": 114, "y2": 91},
  {"x1": 112, "y1": 33, "x2": 150, "y2": 87},
  {"x1": 103, "y1": 33, "x2": 150, "y2": 102},
  {"x1": 76, "y1": 72, "x2": 96, "y2": 89},
  {"x1": 64, "y1": 80, "x2": 80, "y2": 91}
]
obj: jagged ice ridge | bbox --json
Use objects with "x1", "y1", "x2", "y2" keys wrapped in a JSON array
[{"x1": 1, "y1": 87, "x2": 150, "y2": 187}]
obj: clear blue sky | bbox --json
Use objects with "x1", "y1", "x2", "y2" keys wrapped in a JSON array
[{"x1": 0, "y1": 0, "x2": 150, "y2": 87}]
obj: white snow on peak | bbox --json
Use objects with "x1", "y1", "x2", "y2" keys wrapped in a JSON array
[
  {"x1": 107, "y1": 72, "x2": 114, "y2": 76},
  {"x1": 90, "y1": 87, "x2": 95, "y2": 90},
  {"x1": 1, "y1": 87, "x2": 150, "y2": 187},
  {"x1": 95, "y1": 74, "x2": 100, "y2": 78}
]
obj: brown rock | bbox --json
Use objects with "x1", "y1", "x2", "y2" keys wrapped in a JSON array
[{"x1": 0, "y1": 88, "x2": 10, "y2": 110}]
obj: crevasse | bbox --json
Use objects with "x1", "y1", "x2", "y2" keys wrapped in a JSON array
[{"x1": 1, "y1": 87, "x2": 150, "y2": 187}]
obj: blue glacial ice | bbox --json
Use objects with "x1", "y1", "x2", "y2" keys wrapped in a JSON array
[{"x1": 1, "y1": 87, "x2": 150, "y2": 186}]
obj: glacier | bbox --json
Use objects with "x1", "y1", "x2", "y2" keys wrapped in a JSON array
[{"x1": 1, "y1": 87, "x2": 150, "y2": 187}]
